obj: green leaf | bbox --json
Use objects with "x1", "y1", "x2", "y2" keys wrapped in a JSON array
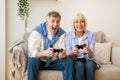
[{"x1": 17, "y1": 0, "x2": 29, "y2": 31}]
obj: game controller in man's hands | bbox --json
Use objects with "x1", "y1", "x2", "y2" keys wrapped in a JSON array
[
  {"x1": 45, "y1": 48, "x2": 63, "y2": 68},
  {"x1": 50, "y1": 45, "x2": 63, "y2": 53},
  {"x1": 75, "y1": 44, "x2": 86, "y2": 49},
  {"x1": 52, "y1": 48, "x2": 63, "y2": 53}
]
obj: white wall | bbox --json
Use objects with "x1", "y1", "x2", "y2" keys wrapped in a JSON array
[
  {"x1": 0, "y1": 0, "x2": 6, "y2": 80},
  {"x1": 28, "y1": 0, "x2": 120, "y2": 46},
  {"x1": 7, "y1": 0, "x2": 120, "y2": 79}
]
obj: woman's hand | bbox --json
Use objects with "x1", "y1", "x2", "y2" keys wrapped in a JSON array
[
  {"x1": 69, "y1": 47, "x2": 79, "y2": 58},
  {"x1": 83, "y1": 46, "x2": 93, "y2": 58},
  {"x1": 72, "y1": 47, "x2": 79, "y2": 54}
]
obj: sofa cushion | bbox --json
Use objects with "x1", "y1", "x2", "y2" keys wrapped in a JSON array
[
  {"x1": 39, "y1": 70, "x2": 63, "y2": 80},
  {"x1": 112, "y1": 47, "x2": 120, "y2": 67},
  {"x1": 95, "y1": 64, "x2": 120, "y2": 80},
  {"x1": 95, "y1": 42, "x2": 112, "y2": 64}
]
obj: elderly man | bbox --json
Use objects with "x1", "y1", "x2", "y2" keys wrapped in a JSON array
[{"x1": 28, "y1": 11, "x2": 74, "y2": 80}]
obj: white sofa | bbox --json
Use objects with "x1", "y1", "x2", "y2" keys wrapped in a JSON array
[{"x1": 9, "y1": 31, "x2": 120, "y2": 80}]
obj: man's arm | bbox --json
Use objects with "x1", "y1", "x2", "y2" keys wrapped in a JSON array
[{"x1": 28, "y1": 31, "x2": 54, "y2": 58}]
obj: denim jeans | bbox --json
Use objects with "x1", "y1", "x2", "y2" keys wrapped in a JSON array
[
  {"x1": 74, "y1": 60, "x2": 97, "y2": 80},
  {"x1": 28, "y1": 57, "x2": 74, "y2": 80}
]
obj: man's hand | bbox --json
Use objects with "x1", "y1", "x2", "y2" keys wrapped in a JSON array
[
  {"x1": 44, "y1": 48, "x2": 54, "y2": 57},
  {"x1": 59, "y1": 49, "x2": 66, "y2": 58}
]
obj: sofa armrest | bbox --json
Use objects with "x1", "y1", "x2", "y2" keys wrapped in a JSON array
[
  {"x1": 9, "y1": 46, "x2": 27, "y2": 80},
  {"x1": 112, "y1": 47, "x2": 120, "y2": 67}
]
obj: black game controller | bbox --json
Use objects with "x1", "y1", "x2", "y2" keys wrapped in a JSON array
[
  {"x1": 45, "y1": 48, "x2": 63, "y2": 68},
  {"x1": 73, "y1": 44, "x2": 86, "y2": 60},
  {"x1": 75, "y1": 44, "x2": 86, "y2": 49},
  {"x1": 52, "y1": 49, "x2": 63, "y2": 53}
]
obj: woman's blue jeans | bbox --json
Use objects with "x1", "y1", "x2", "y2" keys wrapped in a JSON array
[
  {"x1": 28, "y1": 57, "x2": 74, "y2": 80},
  {"x1": 75, "y1": 60, "x2": 97, "y2": 80}
]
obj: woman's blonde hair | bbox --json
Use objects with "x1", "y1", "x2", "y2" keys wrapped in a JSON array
[{"x1": 73, "y1": 13, "x2": 87, "y2": 30}]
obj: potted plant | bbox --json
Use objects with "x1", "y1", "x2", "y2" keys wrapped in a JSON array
[{"x1": 17, "y1": 0, "x2": 30, "y2": 31}]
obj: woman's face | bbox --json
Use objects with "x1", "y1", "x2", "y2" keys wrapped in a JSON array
[{"x1": 73, "y1": 18, "x2": 86, "y2": 33}]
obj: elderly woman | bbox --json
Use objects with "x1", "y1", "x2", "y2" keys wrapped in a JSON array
[{"x1": 65, "y1": 13, "x2": 100, "y2": 80}]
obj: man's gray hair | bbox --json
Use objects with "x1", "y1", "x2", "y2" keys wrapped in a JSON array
[{"x1": 47, "y1": 11, "x2": 61, "y2": 20}]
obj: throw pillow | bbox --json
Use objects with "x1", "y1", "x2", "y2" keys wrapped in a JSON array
[{"x1": 95, "y1": 42, "x2": 112, "y2": 64}]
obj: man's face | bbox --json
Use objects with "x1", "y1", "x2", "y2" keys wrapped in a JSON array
[{"x1": 46, "y1": 16, "x2": 60, "y2": 34}]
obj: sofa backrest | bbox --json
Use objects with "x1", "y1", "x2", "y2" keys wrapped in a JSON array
[
  {"x1": 14, "y1": 31, "x2": 107, "y2": 58},
  {"x1": 94, "y1": 31, "x2": 107, "y2": 43},
  {"x1": 23, "y1": 31, "x2": 107, "y2": 43}
]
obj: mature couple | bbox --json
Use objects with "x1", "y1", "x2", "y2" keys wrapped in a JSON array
[{"x1": 28, "y1": 11, "x2": 100, "y2": 80}]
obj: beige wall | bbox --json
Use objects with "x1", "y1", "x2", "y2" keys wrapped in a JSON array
[
  {"x1": 6, "y1": 0, "x2": 120, "y2": 79},
  {"x1": 0, "y1": 0, "x2": 6, "y2": 80}
]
